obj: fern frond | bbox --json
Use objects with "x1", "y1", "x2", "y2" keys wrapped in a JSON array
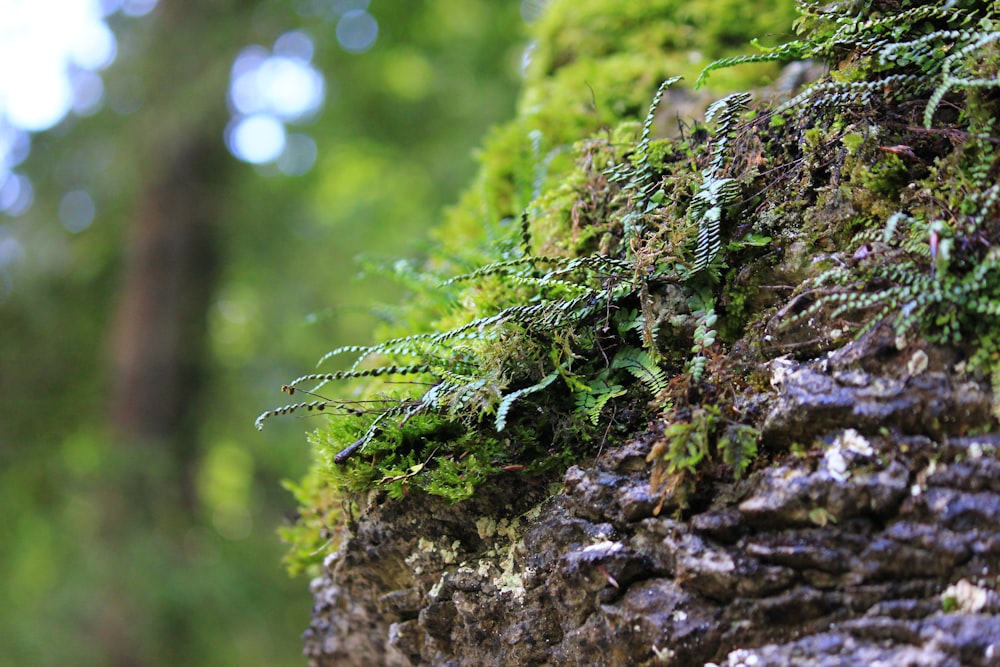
[
  {"x1": 705, "y1": 91, "x2": 751, "y2": 127},
  {"x1": 442, "y1": 253, "x2": 632, "y2": 286},
  {"x1": 696, "y1": 43, "x2": 807, "y2": 89},
  {"x1": 316, "y1": 335, "x2": 440, "y2": 370},
  {"x1": 635, "y1": 77, "x2": 683, "y2": 171},
  {"x1": 440, "y1": 256, "x2": 545, "y2": 286},
  {"x1": 690, "y1": 176, "x2": 740, "y2": 273},
  {"x1": 573, "y1": 376, "x2": 627, "y2": 425},
  {"x1": 719, "y1": 423, "x2": 758, "y2": 478},
  {"x1": 925, "y1": 30, "x2": 1000, "y2": 128},
  {"x1": 288, "y1": 365, "x2": 434, "y2": 388},
  {"x1": 519, "y1": 210, "x2": 533, "y2": 256},
  {"x1": 255, "y1": 400, "x2": 332, "y2": 430},
  {"x1": 685, "y1": 91, "x2": 751, "y2": 275},
  {"x1": 495, "y1": 372, "x2": 559, "y2": 432},
  {"x1": 611, "y1": 346, "x2": 668, "y2": 396}
]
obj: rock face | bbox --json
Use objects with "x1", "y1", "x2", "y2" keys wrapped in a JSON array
[
  {"x1": 293, "y1": 1, "x2": 1000, "y2": 662},
  {"x1": 304, "y1": 330, "x2": 1000, "y2": 666}
]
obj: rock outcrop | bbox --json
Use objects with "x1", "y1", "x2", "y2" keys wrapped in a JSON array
[
  {"x1": 289, "y1": 2, "x2": 1000, "y2": 663},
  {"x1": 304, "y1": 329, "x2": 1000, "y2": 665}
]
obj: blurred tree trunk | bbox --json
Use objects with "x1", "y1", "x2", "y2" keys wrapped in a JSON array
[
  {"x1": 106, "y1": 3, "x2": 245, "y2": 504},
  {"x1": 100, "y1": 5, "x2": 248, "y2": 666},
  {"x1": 107, "y1": 131, "x2": 223, "y2": 499}
]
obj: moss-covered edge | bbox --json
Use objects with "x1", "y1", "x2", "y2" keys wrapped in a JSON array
[{"x1": 274, "y1": 0, "x2": 1000, "y2": 576}]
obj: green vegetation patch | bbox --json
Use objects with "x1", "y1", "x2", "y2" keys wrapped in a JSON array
[{"x1": 264, "y1": 0, "x2": 1000, "y2": 574}]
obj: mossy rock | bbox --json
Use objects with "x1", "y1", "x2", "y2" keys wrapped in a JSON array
[{"x1": 268, "y1": 0, "x2": 1000, "y2": 581}]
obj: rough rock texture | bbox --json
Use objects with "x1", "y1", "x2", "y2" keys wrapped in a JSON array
[{"x1": 305, "y1": 331, "x2": 1000, "y2": 666}]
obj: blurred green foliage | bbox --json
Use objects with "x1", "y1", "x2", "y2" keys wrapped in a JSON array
[{"x1": 0, "y1": 1, "x2": 523, "y2": 665}]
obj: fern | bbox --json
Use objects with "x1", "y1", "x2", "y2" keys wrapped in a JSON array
[
  {"x1": 258, "y1": 249, "x2": 658, "y2": 464},
  {"x1": 924, "y1": 30, "x2": 1000, "y2": 127},
  {"x1": 609, "y1": 77, "x2": 683, "y2": 196},
  {"x1": 611, "y1": 346, "x2": 669, "y2": 396},
  {"x1": 634, "y1": 77, "x2": 684, "y2": 185},
  {"x1": 573, "y1": 373, "x2": 627, "y2": 426},
  {"x1": 260, "y1": 69, "x2": 764, "y2": 483},
  {"x1": 719, "y1": 423, "x2": 759, "y2": 479},
  {"x1": 695, "y1": 41, "x2": 807, "y2": 89},
  {"x1": 647, "y1": 405, "x2": 759, "y2": 513},
  {"x1": 495, "y1": 372, "x2": 559, "y2": 432},
  {"x1": 786, "y1": 161, "x2": 1000, "y2": 368},
  {"x1": 652, "y1": 405, "x2": 743, "y2": 478},
  {"x1": 690, "y1": 93, "x2": 749, "y2": 274},
  {"x1": 700, "y1": 0, "x2": 998, "y2": 130}
]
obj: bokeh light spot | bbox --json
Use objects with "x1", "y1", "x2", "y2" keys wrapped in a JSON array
[
  {"x1": 0, "y1": 0, "x2": 121, "y2": 132},
  {"x1": 276, "y1": 133, "x2": 317, "y2": 176},
  {"x1": 382, "y1": 50, "x2": 434, "y2": 101},
  {"x1": 119, "y1": 0, "x2": 157, "y2": 17},
  {"x1": 274, "y1": 29, "x2": 314, "y2": 61},
  {"x1": 70, "y1": 70, "x2": 105, "y2": 115},
  {"x1": 58, "y1": 189, "x2": 96, "y2": 233},
  {"x1": 3, "y1": 56, "x2": 73, "y2": 132},
  {"x1": 336, "y1": 9, "x2": 378, "y2": 54},
  {"x1": 198, "y1": 442, "x2": 255, "y2": 541},
  {"x1": 225, "y1": 32, "x2": 324, "y2": 172},
  {"x1": 230, "y1": 36, "x2": 323, "y2": 120},
  {"x1": 68, "y1": 18, "x2": 116, "y2": 70},
  {"x1": 0, "y1": 123, "x2": 30, "y2": 168},
  {"x1": 0, "y1": 225, "x2": 26, "y2": 268},
  {"x1": 331, "y1": 0, "x2": 369, "y2": 14},
  {"x1": 226, "y1": 113, "x2": 286, "y2": 164},
  {"x1": 0, "y1": 173, "x2": 33, "y2": 216},
  {"x1": 256, "y1": 55, "x2": 324, "y2": 121},
  {"x1": 0, "y1": 0, "x2": 145, "y2": 217}
]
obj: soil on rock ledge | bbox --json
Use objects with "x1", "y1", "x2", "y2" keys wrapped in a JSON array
[{"x1": 305, "y1": 330, "x2": 1000, "y2": 666}]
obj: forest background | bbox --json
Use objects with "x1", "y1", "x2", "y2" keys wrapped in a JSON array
[{"x1": 0, "y1": 1, "x2": 530, "y2": 664}]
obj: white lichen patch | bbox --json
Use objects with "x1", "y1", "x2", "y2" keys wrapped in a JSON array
[
  {"x1": 652, "y1": 644, "x2": 676, "y2": 662},
  {"x1": 722, "y1": 648, "x2": 761, "y2": 666},
  {"x1": 942, "y1": 579, "x2": 990, "y2": 613},
  {"x1": 907, "y1": 348, "x2": 929, "y2": 376},
  {"x1": 404, "y1": 537, "x2": 438, "y2": 575},
  {"x1": 428, "y1": 573, "x2": 446, "y2": 600},
  {"x1": 405, "y1": 537, "x2": 462, "y2": 574},
  {"x1": 476, "y1": 558, "x2": 496, "y2": 579},
  {"x1": 768, "y1": 355, "x2": 796, "y2": 389},
  {"x1": 492, "y1": 547, "x2": 525, "y2": 602},
  {"x1": 440, "y1": 540, "x2": 461, "y2": 565},
  {"x1": 474, "y1": 511, "x2": 535, "y2": 603},
  {"x1": 579, "y1": 539, "x2": 624, "y2": 559},
  {"x1": 564, "y1": 539, "x2": 626, "y2": 568},
  {"x1": 496, "y1": 517, "x2": 521, "y2": 540},
  {"x1": 823, "y1": 428, "x2": 874, "y2": 482},
  {"x1": 475, "y1": 516, "x2": 497, "y2": 540}
]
